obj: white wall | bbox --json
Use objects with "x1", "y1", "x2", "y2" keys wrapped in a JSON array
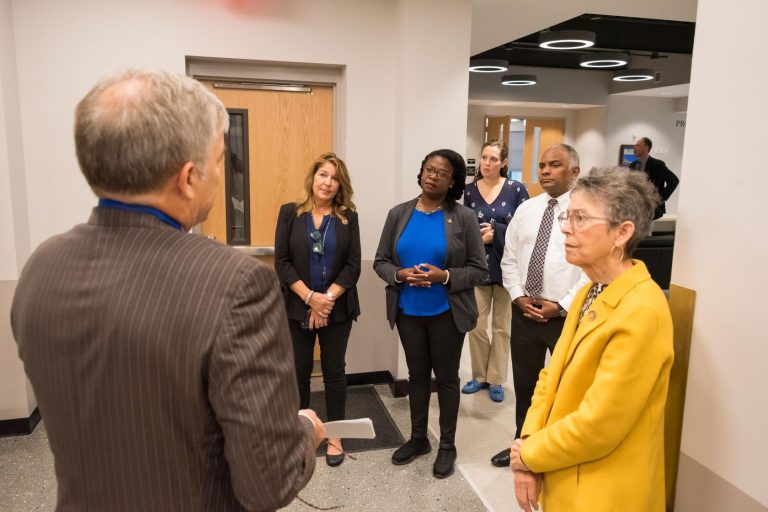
[
  {"x1": 3, "y1": 0, "x2": 473, "y2": 393},
  {"x1": 572, "y1": 106, "x2": 607, "y2": 173},
  {"x1": 1, "y1": 0, "x2": 35, "y2": 421},
  {"x1": 603, "y1": 95, "x2": 686, "y2": 214},
  {"x1": 672, "y1": 0, "x2": 768, "y2": 508}
]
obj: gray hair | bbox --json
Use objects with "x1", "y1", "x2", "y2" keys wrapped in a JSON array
[
  {"x1": 573, "y1": 166, "x2": 660, "y2": 256},
  {"x1": 549, "y1": 143, "x2": 580, "y2": 169},
  {"x1": 75, "y1": 69, "x2": 229, "y2": 194}
]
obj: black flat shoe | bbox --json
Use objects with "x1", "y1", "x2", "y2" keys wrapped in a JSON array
[
  {"x1": 392, "y1": 437, "x2": 431, "y2": 465},
  {"x1": 326, "y1": 452, "x2": 345, "y2": 467},
  {"x1": 433, "y1": 446, "x2": 457, "y2": 479},
  {"x1": 491, "y1": 447, "x2": 511, "y2": 467}
]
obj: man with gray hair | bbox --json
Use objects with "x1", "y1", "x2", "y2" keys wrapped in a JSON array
[
  {"x1": 11, "y1": 69, "x2": 323, "y2": 512},
  {"x1": 490, "y1": 144, "x2": 588, "y2": 468}
]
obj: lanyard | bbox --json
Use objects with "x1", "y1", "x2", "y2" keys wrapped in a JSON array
[{"x1": 98, "y1": 198, "x2": 183, "y2": 231}]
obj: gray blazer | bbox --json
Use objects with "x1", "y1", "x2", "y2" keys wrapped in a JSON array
[
  {"x1": 373, "y1": 198, "x2": 488, "y2": 333},
  {"x1": 11, "y1": 208, "x2": 315, "y2": 512}
]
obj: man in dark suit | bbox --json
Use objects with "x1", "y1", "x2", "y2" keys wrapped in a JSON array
[
  {"x1": 11, "y1": 69, "x2": 324, "y2": 512},
  {"x1": 629, "y1": 137, "x2": 680, "y2": 219}
]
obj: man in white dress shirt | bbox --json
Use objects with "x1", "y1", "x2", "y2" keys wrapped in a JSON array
[{"x1": 490, "y1": 144, "x2": 588, "y2": 467}]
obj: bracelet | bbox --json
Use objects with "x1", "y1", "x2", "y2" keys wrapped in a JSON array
[
  {"x1": 443, "y1": 270, "x2": 450, "y2": 285},
  {"x1": 304, "y1": 290, "x2": 315, "y2": 305},
  {"x1": 394, "y1": 270, "x2": 403, "y2": 284}
]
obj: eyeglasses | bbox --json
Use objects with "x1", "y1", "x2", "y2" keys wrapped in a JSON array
[
  {"x1": 557, "y1": 211, "x2": 611, "y2": 230},
  {"x1": 423, "y1": 166, "x2": 453, "y2": 180},
  {"x1": 310, "y1": 230, "x2": 325, "y2": 254}
]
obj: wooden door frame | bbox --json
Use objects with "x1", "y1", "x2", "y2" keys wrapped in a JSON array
[{"x1": 185, "y1": 57, "x2": 346, "y2": 241}]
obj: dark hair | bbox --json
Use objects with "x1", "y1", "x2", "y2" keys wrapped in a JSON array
[
  {"x1": 475, "y1": 139, "x2": 508, "y2": 181},
  {"x1": 640, "y1": 137, "x2": 653, "y2": 150},
  {"x1": 417, "y1": 149, "x2": 467, "y2": 204}
]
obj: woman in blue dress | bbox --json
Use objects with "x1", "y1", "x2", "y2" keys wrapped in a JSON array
[{"x1": 461, "y1": 140, "x2": 528, "y2": 402}]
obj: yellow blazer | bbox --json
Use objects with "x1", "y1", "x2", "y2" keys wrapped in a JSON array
[{"x1": 520, "y1": 260, "x2": 673, "y2": 512}]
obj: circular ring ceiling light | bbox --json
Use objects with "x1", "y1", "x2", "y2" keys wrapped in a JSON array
[
  {"x1": 539, "y1": 30, "x2": 596, "y2": 50},
  {"x1": 501, "y1": 74, "x2": 537, "y2": 86},
  {"x1": 579, "y1": 52, "x2": 629, "y2": 68},
  {"x1": 469, "y1": 59, "x2": 508, "y2": 73},
  {"x1": 612, "y1": 69, "x2": 655, "y2": 82}
]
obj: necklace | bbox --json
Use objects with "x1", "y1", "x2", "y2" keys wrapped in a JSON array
[{"x1": 415, "y1": 198, "x2": 444, "y2": 215}]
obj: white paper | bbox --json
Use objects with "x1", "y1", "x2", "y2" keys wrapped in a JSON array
[{"x1": 323, "y1": 418, "x2": 376, "y2": 439}]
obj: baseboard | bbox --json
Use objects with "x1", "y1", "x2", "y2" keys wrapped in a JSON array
[
  {"x1": 388, "y1": 377, "x2": 438, "y2": 398},
  {"x1": 0, "y1": 407, "x2": 41, "y2": 437}
]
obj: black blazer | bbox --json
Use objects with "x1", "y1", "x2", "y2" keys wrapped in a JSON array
[
  {"x1": 274, "y1": 203, "x2": 361, "y2": 323},
  {"x1": 630, "y1": 155, "x2": 680, "y2": 219},
  {"x1": 373, "y1": 198, "x2": 488, "y2": 333}
]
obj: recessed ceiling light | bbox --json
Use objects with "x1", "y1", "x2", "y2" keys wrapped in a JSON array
[
  {"x1": 539, "y1": 30, "x2": 596, "y2": 50},
  {"x1": 613, "y1": 69, "x2": 655, "y2": 82},
  {"x1": 501, "y1": 74, "x2": 537, "y2": 86},
  {"x1": 579, "y1": 52, "x2": 629, "y2": 69},
  {"x1": 469, "y1": 59, "x2": 508, "y2": 73}
]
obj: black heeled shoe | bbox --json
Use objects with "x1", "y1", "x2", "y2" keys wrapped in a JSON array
[{"x1": 326, "y1": 451, "x2": 345, "y2": 467}]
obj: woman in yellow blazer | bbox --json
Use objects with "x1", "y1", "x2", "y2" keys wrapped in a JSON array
[{"x1": 510, "y1": 166, "x2": 674, "y2": 512}]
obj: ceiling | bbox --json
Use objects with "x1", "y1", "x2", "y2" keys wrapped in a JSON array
[{"x1": 472, "y1": 13, "x2": 696, "y2": 72}]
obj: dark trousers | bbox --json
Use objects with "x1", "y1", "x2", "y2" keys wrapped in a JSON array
[
  {"x1": 288, "y1": 318, "x2": 353, "y2": 422},
  {"x1": 510, "y1": 305, "x2": 565, "y2": 439},
  {"x1": 396, "y1": 309, "x2": 465, "y2": 449}
]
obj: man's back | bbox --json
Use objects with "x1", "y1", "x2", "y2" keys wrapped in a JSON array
[{"x1": 12, "y1": 207, "x2": 314, "y2": 511}]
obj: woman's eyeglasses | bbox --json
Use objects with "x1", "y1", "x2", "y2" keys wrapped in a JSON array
[
  {"x1": 423, "y1": 166, "x2": 453, "y2": 180},
  {"x1": 557, "y1": 211, "x2": 611, "y2": 230},
  {"x1": 310, "y1": 230, "x2": 325, "y2": 254}
]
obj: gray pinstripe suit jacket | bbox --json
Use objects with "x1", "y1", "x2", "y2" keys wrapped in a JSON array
[{"x1": 11, "y1": 208, "x2": 315, "y2": 512}]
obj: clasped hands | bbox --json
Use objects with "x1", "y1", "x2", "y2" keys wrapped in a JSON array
[
  {"x1": 515, "y1": 296, "x2": 558, "y2": 323},
  {"x1": 306, "y1": 291, "x2": 335, "y2": 330},
  {"x1": 511, "y1": 438, "x2": 541, "y2": 512},
  {"x1": 397, "y1": 263, "x2": 447, "y2": 287}
]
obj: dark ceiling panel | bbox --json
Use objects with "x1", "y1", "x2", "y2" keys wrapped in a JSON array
[{"x1": 473, "y1": 13, "x2": 696, "y2": 70}]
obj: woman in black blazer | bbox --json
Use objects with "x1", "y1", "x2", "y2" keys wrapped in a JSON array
[
  {"x1": 373, "y1": 149, "x2": 487, "y2": 479},
  {"x1": 275, "y1": 152, "x2": 360, "y2": 467}
]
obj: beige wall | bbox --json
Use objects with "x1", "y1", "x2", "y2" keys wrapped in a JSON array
[
  {"x1": 672, "y1": 0, "x2": 768, "y2": 508},
  {"x1": 0, "y1": 280, "x2": 35, "y2": 420}
]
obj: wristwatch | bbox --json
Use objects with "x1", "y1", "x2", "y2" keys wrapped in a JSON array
[{"x1": 556, "y1": 303, "x2": 567, "y2": 318}]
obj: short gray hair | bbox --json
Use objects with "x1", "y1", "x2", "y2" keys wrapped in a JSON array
[
  {"x1": 573, "y1": 166, "x2": 660, "y2": 256},
  {"x1": 75, "y1": 69, "x2": 229, "y2": 194},
  {"x1": 550, "y1": 143, "x2": 580, "y2": 169}
]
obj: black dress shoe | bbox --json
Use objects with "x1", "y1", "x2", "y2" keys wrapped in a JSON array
[
  {"x1": 433, "y1": 446, "x2": 457, "y2": 479},
  {"x1": 326, "y1": 452, "x2": 345, "y2": 467},
  {"x1": 392, "y1": 437, "x2": 431, "y2": 465},
  {"x1": 491, "y1": 447, "x2": 511, "y2": 467}
]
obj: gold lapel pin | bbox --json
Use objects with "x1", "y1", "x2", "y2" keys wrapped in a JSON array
[
  {"x1": 588, "y1": 311, "x2": 596, "y2": 320},
  {"x1": 447, "y1": 218, "x2": 453, "y2": 224}
]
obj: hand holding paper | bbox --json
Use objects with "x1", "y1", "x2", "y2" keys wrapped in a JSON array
[{"x1": 323, "y1": 418, "x2": 376, "y2": 439}]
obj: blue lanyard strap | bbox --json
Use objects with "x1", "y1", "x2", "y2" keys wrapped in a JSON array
[{"x1": 98, "y1": 198, "x2": 183, "y2": 231}]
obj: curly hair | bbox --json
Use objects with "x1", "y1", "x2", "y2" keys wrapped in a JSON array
[
  {"x1": 417, "y1": 148, "x2": 466, "y2": 204},
  {"x1": 295, "y1": 152, "x2": 356, "y2": 221}
]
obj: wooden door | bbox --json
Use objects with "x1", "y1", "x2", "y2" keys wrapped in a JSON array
[
  {"x1": 485, "y1": 116, "x2": 510, "y2": 147},
  {"x1": 521, "y1": 118, "x2": 565, "y2": 197},
  {"x1": 199, "y1": 81, "x2": 334, "y2": 265}
]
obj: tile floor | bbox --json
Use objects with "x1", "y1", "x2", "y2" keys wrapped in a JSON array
[{"x1": 0, "y1": 343, "x2": 529, "y2": 512}]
